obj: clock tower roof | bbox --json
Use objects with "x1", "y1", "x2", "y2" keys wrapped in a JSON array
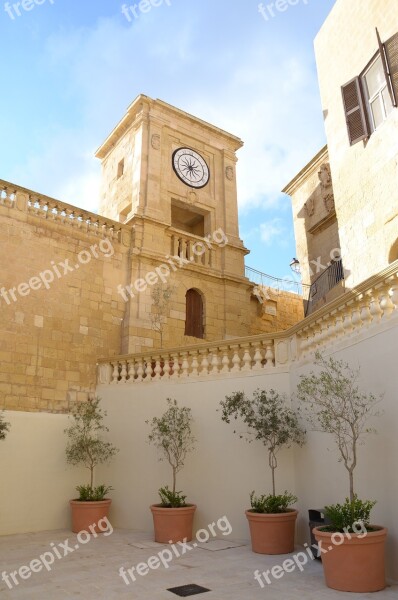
[{"x1": 95, "y1": 94, "x2": 244, "y2": 160}]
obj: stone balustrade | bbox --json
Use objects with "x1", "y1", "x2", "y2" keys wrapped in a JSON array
[
  {"x1": 169, "y1": 228, "x2": 212, "y2": 268},
  {"x1": 97, "y1": 261, "x2": 398, "y2": 385},
  {"x1": 0, "y1": 179, "x2": 130, "y2": 245}
]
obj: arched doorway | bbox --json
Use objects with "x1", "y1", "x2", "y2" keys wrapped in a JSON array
[{"x1": 185, "y1": 289, "x2": 204, "y2": 339}]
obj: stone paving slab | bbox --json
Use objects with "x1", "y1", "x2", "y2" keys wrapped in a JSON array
[{"x1": 0, "y1": 530, "x2": 397, "y2": 599}]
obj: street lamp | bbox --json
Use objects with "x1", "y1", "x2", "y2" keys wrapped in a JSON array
[{"x1": 290, "y1": 258, "x2": 301, "y2": 275}]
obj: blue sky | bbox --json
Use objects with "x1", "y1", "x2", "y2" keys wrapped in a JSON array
[{"x1": 0, "y1": 0, "x2": 336, "y2": 281}]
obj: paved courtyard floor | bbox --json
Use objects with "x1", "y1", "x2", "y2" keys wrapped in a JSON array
[{"x1": 0, "y1": 529, "x2": 397, "y2": 599}]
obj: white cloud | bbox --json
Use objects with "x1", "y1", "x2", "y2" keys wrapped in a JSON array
[{"x1": 260, "y1": 218, "x2": 286, "y2": 246}]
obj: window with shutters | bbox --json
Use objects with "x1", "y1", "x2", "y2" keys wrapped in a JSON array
[
  {"x1": 341, "y1": 30, "x2": 398, "y2": 145},
  {"x1": 362, "y1": 54, "x2": 393, "y2": 131},
  {"x1": 185, "y1": 289, "x2": 204, "y2": 339},
  {"x1": 341, "y1": 77, "x2": 369, "y2": 145}
]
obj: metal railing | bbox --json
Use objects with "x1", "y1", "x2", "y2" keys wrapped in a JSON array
[
  {"x1": 305, "y1": 259, "x2": 345, "y2": 316},
  {"x1": 245, "y1": 266, "x2": 310, "y2": 298}
]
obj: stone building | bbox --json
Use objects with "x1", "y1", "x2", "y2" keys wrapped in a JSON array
[
  {"x1": 284, "y1": 0, "x2": 398, "y2": 313},
  {"x1": 0, "y1": 97, "x2": 303, "y2": 412}
]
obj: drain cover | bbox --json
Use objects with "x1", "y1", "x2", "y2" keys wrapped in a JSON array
[{"x1": 167, "y1": 584, "x2": 211, "y2": 597}]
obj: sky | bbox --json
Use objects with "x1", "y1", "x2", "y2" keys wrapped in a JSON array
[{"x1": 0, "y1": 0, "x2": 336, "y2": 281}]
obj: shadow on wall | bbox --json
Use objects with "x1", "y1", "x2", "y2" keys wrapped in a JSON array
[{"x1": 388, "y1": 238, "x2": 398, "y2": 263}]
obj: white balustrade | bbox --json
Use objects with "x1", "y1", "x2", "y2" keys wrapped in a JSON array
[{"x1": 97, "y1": 269, "x2": 398, "y2": 386}]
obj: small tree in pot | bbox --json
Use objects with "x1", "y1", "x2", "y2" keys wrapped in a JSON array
[
  {"x1": 147, "y1": 399, "x2": 196, "y2": 543},
  {"x1": 65, "y1": 397, "x2": 118, "y2": 533},
  {"x1": 297, "y1": 352, "x2": 386, "y2": 593},
  {"x1": 220, "y1": 389, "x2": 305, "y2": 554}
]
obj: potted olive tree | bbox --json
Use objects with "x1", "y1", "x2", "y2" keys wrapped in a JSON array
[
  {"x1": 220, "y1": 389, "x2": 305, "y2": 554},
  {"x1": 65, "y1": 397, "x2": 118, "y2": 534},
  {"x1": 297, "y1": 352, "x2": 386, "y2": 593},
  {"x1": 0, "y1": 412, "x2": 10, "y2": 441},
  {"x1": 147, "y1": 399, "x2": 196, "y2": 543}
]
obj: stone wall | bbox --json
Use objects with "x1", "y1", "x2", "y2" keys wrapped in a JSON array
[
  {"x1": 0, "y1": 183, "x2": 304, "y2": 412},
  {"x1": 314, "y1": 0, "x2": 398, "y2": 288},
  {"x1": 0, "y1": 190, "x2": 130, "y2": 412}
]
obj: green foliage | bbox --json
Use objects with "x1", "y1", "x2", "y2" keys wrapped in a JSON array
[
  {"x1": 323, "y1": 495, "x2": 377, "y2": 533},
  {"x1": 158, "y1": 486, "x2": 187, "y2": 508},
  {"x1": 220, "y1": 389, "x2": 305, "y2": 495},
  {"x1": 297, "y1": 352, "x2": 382, "y2": 500},
  {"x1": 0, "y1": 412, "x2": 10, "y2": 441},
  {"x1": 250, "y1": 491, "x2": 297, "y2": 514},
  {"x1": 65, "y1": 397, "x2": 118, "y2": 488},
  {"x1": 76, "y1": 484, "x2": 114, "y2": 502},
  {"x1": 147, "y1": 399, "x2": 195, "y2": 495}
]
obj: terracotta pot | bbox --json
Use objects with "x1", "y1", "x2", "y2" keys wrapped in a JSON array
[
  {"x1": 150, "y1": 504, "x2": 197, "y2": 543},
  {"x1": 70, "y1": 499, "x2": 112, "y2": 534},
  {"x1": 313, "y1": 526, "x2": 387, "y2": 592},
  {"x1": 245, "y1": 509, "x2": 298, "y2": 554}
]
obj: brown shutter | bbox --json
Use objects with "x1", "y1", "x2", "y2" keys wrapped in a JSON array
[
  {"x1": 341, "y1": 77, "x2": 369, "y2": 145},
  {"x1": 384, "y1": 32, "x2": 398, "y2": 107},
  {"x1": 185, "y1": 289, "x2": 204, "y2": 339}
]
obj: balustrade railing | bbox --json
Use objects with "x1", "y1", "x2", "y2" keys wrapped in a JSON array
[
  {"x1": 169, "y1": 229, "x2": 212, "y2": 267},
  {"x1": 0, "y1": 179, "x2": 130, "y2": 244},
  {"x1": 97, "y1": 262, "x2": 398, "y2": 385}
]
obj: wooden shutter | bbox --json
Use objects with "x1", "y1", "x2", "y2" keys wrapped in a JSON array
[
  {"x1": 341, "y1": 77, "x2": 369, "y2": 145},
  {"x1": 185, "y1": 289, "x2": 204, "y2": 339},
  {"x1": 384, "y1": 32, "x2": 398, "y2": 107}
]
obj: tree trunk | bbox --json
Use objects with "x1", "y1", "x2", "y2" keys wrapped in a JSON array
[
  {"x1": 271, "y1": 466, "x2": 276, "y2": 497},
  {"x1": 90, "y1": 466, "x2": 94, "y2": 489},
  {"x1": 269, "y1": 450, "x2": 277, "y2": 496},
  {"x1": 172, "y1": 467, "x2": 176, "y2": 494},
  {"x1": 349, "y1": 469, "x2": 354, "y2": 501}
]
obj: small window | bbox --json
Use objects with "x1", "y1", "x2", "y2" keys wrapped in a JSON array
[
  {"x1": 185, "y1": 289, "x2": 204, "y2": 339},
  {"x1": 117, "y1": 159, "x2": 124, "y2": 179},
  {"x1": 362, "y1": 55, "x2": 393, "y2": 131}
]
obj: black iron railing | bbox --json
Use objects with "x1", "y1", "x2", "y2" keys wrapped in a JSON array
[{"x1": 305, "y1": 259, "x2": 345, "y2": 316}]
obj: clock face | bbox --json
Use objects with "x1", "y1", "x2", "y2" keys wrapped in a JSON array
[{"x1": 172, "y1": 148, "x2": 210, "y2": 189}]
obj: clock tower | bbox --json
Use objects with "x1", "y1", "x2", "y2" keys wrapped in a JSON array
[{"x1": 95, "y1": 95, "x2": 255, "y2": 353}]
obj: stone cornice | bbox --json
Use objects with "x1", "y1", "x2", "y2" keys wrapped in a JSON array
[
  {"x1": 95, "y1": 94, "x2": 244, "y2": 160},
  {"x1": 282, "y1": 145, "x2": 328, "y2": 196}
]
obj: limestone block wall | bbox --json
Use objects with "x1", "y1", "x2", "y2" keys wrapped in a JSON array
[
  {"x1": 0, "y1": 198, "x2": 129, "y2": 413},
  {"x1": 96, "y1": 96, "x2": 244, "y2": 251},
  {"x1": 98, "y1": 127, "x2": 138, "y2": 222},
  {"x1": 285, "y1": 147, "x2": 341, "y2": 289},
  {"x1": 249, "y1": 291, "x2": 304, "y2": 335},
  {"x1": 0, "y1": 188, "x2": 304, "y2": 410},
  {"x1": 314, "y1": 0, "x2": 398, "y2": 288}
]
